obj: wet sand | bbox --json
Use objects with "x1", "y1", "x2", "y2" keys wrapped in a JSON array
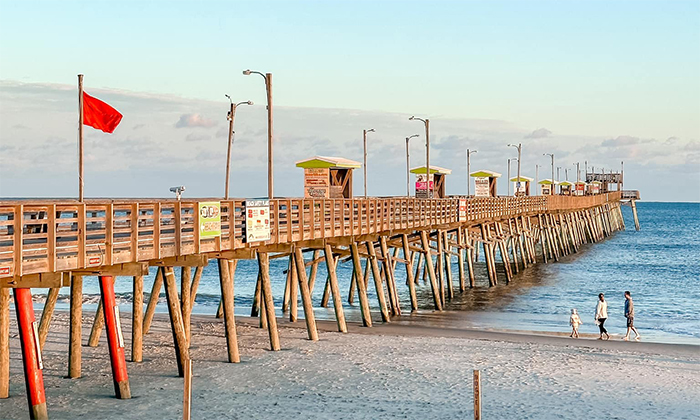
[{"x1": 2, "y1": 311, "x2": 699, "y2": 419}]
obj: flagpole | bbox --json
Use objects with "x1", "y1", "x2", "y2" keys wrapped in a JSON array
[{"x1": 78, "y1": 74, "x2": 84, "y2": 202}]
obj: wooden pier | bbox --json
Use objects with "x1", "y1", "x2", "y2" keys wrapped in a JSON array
[{"x1": 0, "y1": 192, "x2": 629, "y2": 419}]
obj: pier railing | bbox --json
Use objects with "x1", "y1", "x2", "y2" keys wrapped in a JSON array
[{"x1": 0, "y1": 192, "x2": 620, "y2": 279}]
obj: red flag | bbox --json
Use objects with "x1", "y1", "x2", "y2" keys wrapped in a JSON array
[{"x1": 82, "y1": 92, "x2": 123, "y2": 133}]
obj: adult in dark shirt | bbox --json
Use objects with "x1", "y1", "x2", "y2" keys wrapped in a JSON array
[{"x1": 623, "y1": 291, "x2": 641, "y2": 341}]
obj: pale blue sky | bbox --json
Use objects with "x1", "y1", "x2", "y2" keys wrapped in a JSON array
[{"x1": 1, "y1": 1, "x2": 698, "y2": 200}]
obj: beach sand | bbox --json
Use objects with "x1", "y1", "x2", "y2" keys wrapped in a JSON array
[{"x1": 1, "y1": 311, "x2": 698, "y2": 420}]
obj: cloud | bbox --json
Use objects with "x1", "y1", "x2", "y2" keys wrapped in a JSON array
[
  {"x1": 601, "y1": 135, "x2": 640, "y2": 147},
  {"x1": 185, "y1": 133, "x2": 211, "y2": 142},
  {"x1": 175, "y1": 113, "x2": 216, "y2": 128},
  {"x1": 524, "y1": 128, "x2": 552, "y2": 139}
]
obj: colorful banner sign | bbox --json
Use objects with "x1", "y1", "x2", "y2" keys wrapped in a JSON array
[
  {"x1": 459, "y1": 198, "x2": 467, "y2": 221},
  {"x1": 198, "y1": 201, "x2": 221, "y2": 238},
  {"x1": 244, "y1": 200, "x2": 271, "y2": 243}
]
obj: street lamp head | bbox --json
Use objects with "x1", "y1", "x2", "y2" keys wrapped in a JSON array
[
  {"x1": 242, "y1": 69, "x2": 252, "y2": 75},
  {"x1": 408, "y1": 134, "x2": 419, "y2": 139},
  {"x1": 225, "y1": 94, "x2": 232, "y2": 104},
  {"x1": 409, "y1": 116, "x2": 415, "y2": 120},
  {"x1": 246, "y1": 100, "x2": 253, "y2": 105},
  {"x1": 367, "y1": 128, "x2": 375, "y2": 133}
]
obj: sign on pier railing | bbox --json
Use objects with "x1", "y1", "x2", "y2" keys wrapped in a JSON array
[
  {"x1": 244, "y1": 200, "x2": 271, "y2": 243},
  {"x1": 198, "y1": 202, "x2": 221, "y2": 238}
]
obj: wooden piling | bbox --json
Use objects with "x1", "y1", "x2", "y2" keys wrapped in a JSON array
[
  {"x1": 457, "y1": 229, "x2": 466, "y2": 292},
  {"x1": 183, "y1": 359, "x2": 192, "y2": 420},
  {"x1": 257, "y1": 252, "x2": 281, "y2": 351},
  {"x1": 217, "y1": 259, "x2": 240, "y2": 363},
  {"x1": 68, "y1": 274, "x2": 83, "y2": 378},
  {"x1": 420, "y1": 230, "x2": 443, "y2": 311},
  {"x1": 631, "y1": 199, "x2": 640, "y2": 231},
  {"x1": 289, "y1": 251, "x2": 299, "y2": 322},
  {"x1": 436, "y1": 230, "x2": 446, "y2": 305},
  {"x1": 443, "y1": 231, "x2": 455, "y2": 299},
  {"x1": 132, "y1": 275, "x2": 144, "y2": 363},
  {"x1": 87, "y1": 300, "x2": 104, "y2": 347},
  {"x1": 293, "y1": 247, "x2": 319, "y2": 341},
  {"x1": 401, "y1": 234, "x2": 419, "y2": 311},
  {"x1": 350, "y1": 242, "x2": 373, "y2": 327},
  {"x1": 250, "y1": 271, "x2": 262, "y2": 317},
  {"x1": 480, "y1": 225, "x2": 496, "y2": 287},
  {"x1": 163, "y1": 267, "x2": 190, "y2": 377},
  {"x1": 322, "y1": 245, "x2": 347, "y2": 332},
  {"x1": 380, "y1": 236, "x2": 401, "y2": 316},
  {"x1": 307, "y1": 249, "x2": 321, "y2": 292},
  {"x1": 366, "y1": 241, "x2": 391, "y2": 322},
  {"x1": 181, "y1": 266, "x2": 192, "y2": 344},
  {"x1": 143, "y1": 267, "x2": 164, "y2": 335},
  {"x1": 37, "y1": 287, "x2": 59, "y2": 348},
  {"x1": 466, "y1": 239, "x2": 476, "y2": 288}
]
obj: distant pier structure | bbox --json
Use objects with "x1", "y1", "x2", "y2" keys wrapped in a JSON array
[{"x1": 0, "y1": 186, "x2": 637, "y2": 418}]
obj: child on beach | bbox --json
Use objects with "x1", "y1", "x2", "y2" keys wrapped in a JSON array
[{"x1": 569, "y1": 309, "x2": 582, "y2": 338}]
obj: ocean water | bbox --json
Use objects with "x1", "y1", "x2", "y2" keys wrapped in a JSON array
[{"x1": 27, "y1": 202, "x2": 700, "y2": 344}]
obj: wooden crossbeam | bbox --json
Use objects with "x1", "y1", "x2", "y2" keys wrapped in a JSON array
[
  {"x1": 72, "y1": 262, "x2": 149, "y2": 277},
  {"x1": 1, "y1": 272, "x2": 69, "y2": 289}
]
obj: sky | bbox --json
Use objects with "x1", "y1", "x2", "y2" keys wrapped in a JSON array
[{"x1": 0, "y1": 0, "x2": 698, "y2": 201}]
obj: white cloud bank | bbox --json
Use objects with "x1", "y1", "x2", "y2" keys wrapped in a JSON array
[{"x1": 0, "y1": 80, "x2": 697, "y2": 201}]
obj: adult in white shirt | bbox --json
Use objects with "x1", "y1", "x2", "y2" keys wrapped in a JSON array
[{"x1": 595, "y1": 293, "x2": 610, "y2": 340}]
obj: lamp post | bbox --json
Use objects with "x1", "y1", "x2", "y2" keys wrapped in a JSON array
[
  {"x1": 406, "y1": 134, "x2": 419, "y2": 197},
  {"x1": 243, "y1": 69, "x2": 273, "y2": 199},
  {"x1": 507, "y1": 158, "x2": 518, "y2": 196},
  {"x1": 557, "y1": 166, "x2": 561, "y2": 184},
  {"x1": 224, "y1": 95, "x2": 253, "y2": 199},
  {"x1": 467, "y1": 149, "x2": 477, "y2": 196},
  {"x1": 535, "y1": 164, "x2": 540, "y2": 195},
  {"x1": 507, "y1": 143, "x2": 522, "y2": 195},
  {"x1": 363, "y1": 128, "x2": 375, "y2": 198},
  {"x1": 564, "y1": 168, "x2": 570, "y2": 181},
  {"x1": 543, "y1": 153, "x2": 554, "y2": 195},
  {"x1": 409, "y1": 116, "x2": 430, "y2": 197},
  {"x1": 573, "y1": 162, "x2": 580, "y2": 182}
]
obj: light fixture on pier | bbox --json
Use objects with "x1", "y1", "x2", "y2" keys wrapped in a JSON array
[
  {"x1": 406, "y1": 134, "x2": 420, "y2": 197},
  {"x1": 243, "y1": 68, "x2": 274, "y2": 199},
  {"x1": 409, "y1": 116, "x2": 430, "y2": 197},
  {"x1": 363, "y1": 128, "x2": 375, "y2": 198},
  {"x1": 223, "y1": 95, "x2": 253, "y2": 199}
]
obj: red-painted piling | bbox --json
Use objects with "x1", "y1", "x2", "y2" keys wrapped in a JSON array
[
  {"x1": 99, "y1": 275, "x2": 131, "y2": 399},
  {"x1": 14, "y1": 288, "x2": 48, "y2": 419}
]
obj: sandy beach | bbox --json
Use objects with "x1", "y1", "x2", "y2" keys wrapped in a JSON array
[{"x1": 1, "y1": 310, "x2": 698, "y2": 420}]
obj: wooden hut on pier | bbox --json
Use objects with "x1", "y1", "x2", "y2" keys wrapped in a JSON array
[
  {"x1": 509, "y1": 175, "x2": 533, "y2": 196},
  {"x1": 295, "y1": 156, "x2": 361, "y2": 198},
  {"x1": 538, "y1": 179, "x2": 557, "y2": 196},
  {"x1": 410, "y1": 165, "x2": 452, "y2": 198},
  {"x1": 470, "y1": 170, "x2": 501, "y2": 197},
  {"x1": 559, "y1": 181, "x2": 573, "y2": 195},
  {"x1": 574, "y1": 181, "x2": 587, "y2": 196}
]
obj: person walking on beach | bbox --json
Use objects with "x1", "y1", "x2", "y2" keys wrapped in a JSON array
[
  {"x1": 569, "y1": 309, "x2": 582, "y2": 338},
  {"x1": 595, "y1": 293, "x2": 610, "y2": 340},
  {"x1": 623, "y1": 291, "x2": 641, "y2": 341}
]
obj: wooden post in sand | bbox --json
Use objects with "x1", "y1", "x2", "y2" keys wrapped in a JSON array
[
  {"x1": 218, "y1": 259, "x2": 240, "y2": 363},
  {"x1": 289, "y1": 251, "x2": 299, "y2": 322},
  {"x1": 420, "y1": 230, "x2": 442, "y2": 311},
  {"x1": 473, "y1": 369, "x2": 481, "y2": 420},
  {"x1": 323, "y1": 245, "x2": 347, "y2": 332},
  {"x1": 365, "y1": 241, "x2": 391, "y2": 322},
  {"x1": 87, "y1": 301, "x2": 104, "y2": 347},
  {"x1": 401, "y1": 234, "x2": 419, "y2": 311},
  {"x1": 143, "y1": 267, "x2": 164, "y2": 335},
  {"x1": 37, "y1": 287, "x2": 60, "y2": 348},
  {"x1": 0, "y1": 288, "x2": 9, "y2": 399},
  {"x1": 132, "y1": 275, "x2": 144, "y2": 362},
  {"x1": 163, "y1": 267, "x2": 189, "y2": 377},
  {"x1": 258, "y1": 252, "x2": 280, "y2": 351},
  {"x1": 183, "y1": 359, "x2": 192, "y2": 420},
  {"x1": 181, "y1": 267, "x2": 192, "y2": 344},
  {"x1": 68, "y1": 274, "x2": 83, "y2": 378},
  {"x1": 293, "y1": 248, "x2": 319, "y2": 341},
  {"x1": 350, "y1": 242, "x2": 373, "y2": 327}
]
